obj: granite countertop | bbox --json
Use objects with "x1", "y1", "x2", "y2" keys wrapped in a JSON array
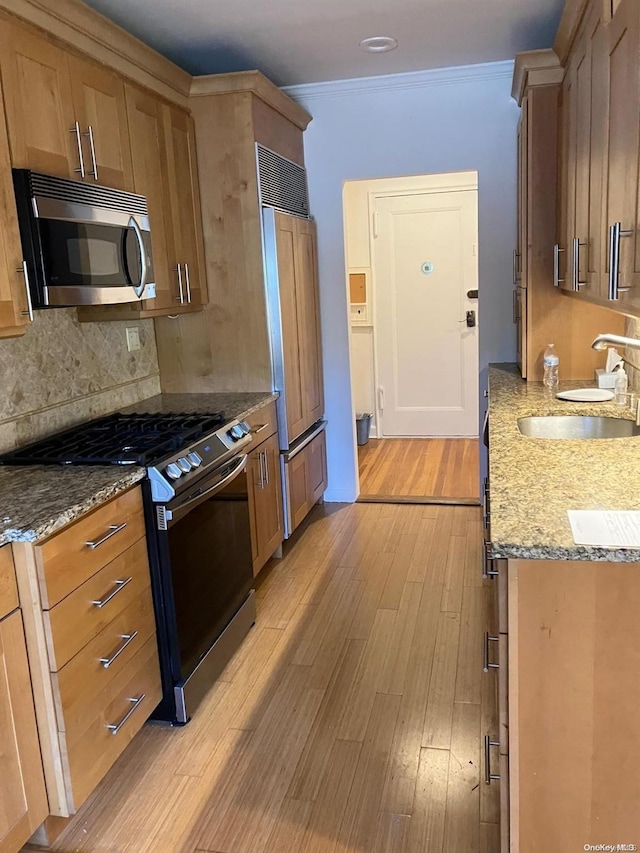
[
  {"x1": 0, "y1": 465, "x2": 146, "y2": 546},
  {"x1": 489, "y1": 364, "x2": 640, "y2": 562},
  {"x1": 0, "y1": 391, "x2": 277, "y2": 547},
  {"x1": 120, "y1": 391, "x2": 278, "y2": 422}
]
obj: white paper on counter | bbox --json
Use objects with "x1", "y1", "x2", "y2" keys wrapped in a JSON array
[{"x1": 568, "y1": 510, "x2": 640, "y2": 548}]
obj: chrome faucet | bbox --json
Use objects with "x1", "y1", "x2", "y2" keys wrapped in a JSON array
[{"x1": 592, "y1": 333, "x2": 640, "y2": 351}]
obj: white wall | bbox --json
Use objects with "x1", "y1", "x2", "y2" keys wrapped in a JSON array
[{"x1": 284, "y1": 61, "x2": 519, "y2": 501}]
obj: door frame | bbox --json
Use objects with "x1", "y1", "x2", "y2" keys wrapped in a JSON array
[{"x1": 343, "y1": 171, "x2": 479, "y2": 491}]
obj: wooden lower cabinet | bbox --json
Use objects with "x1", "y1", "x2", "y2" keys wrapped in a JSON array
[
  {"x1": 285, "y1": 426, "x2": 327, "y2": 536},
  {"x1": 248, "y1": 431, "x2": 284, "y2": 576},
  {"x1": 494, "y1": 557, "x2": 640, "y2": 851},
  {"x1": 0, "y1": 546, "x2": 48, "y2": 853}
]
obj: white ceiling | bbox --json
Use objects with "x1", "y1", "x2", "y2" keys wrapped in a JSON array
[{"x1": 82, "y1": 0, "x2": 564, "y2": 87}]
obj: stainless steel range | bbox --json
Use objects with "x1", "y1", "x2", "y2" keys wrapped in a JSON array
[{"x1": 0, "y1": 411, "x2": 257, "y2": 724}]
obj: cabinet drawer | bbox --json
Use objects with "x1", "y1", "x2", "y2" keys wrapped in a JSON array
[
  {"x1": 63, "y1": 636, "x2": 161, "y2": 810},
  {"x1": 44, "y1": 537, "x2": 151, "y2": 671},
  {"x1": 35, "y1": 486, "x2": 145, "y2": 608},
  {"x1": 285, "y1": 424, "x2": 327, "y2": 536},
  {"x1": 52, "y1": 587, "x2": 156, "y2": 734},
  {"x1": 0, "y1": 545, "x2": 18, "y2": 620},
  {"x1": 245, "y1": 400, "x2": 278, "y2": 447}
]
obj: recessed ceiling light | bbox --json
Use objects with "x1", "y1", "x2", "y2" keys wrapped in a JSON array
[{"x1": 359, "y1": 36, "x2": 398, "y2": 53}]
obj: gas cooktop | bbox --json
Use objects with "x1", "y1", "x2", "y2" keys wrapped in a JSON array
[{"x1": 0, "y1": 411, "x2": 226, "y2": 466}]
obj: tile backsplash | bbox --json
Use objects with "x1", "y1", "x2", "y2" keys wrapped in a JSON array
[{"x1": 0, "y1": 309, "x2": 160, "y2": 452}]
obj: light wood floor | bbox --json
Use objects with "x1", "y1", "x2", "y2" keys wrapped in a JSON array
[
  {"x1": 45, "y1": 502, "x2": 498, "y2": 853},
  {"x1": 358, "y1": 438, "x2": 480, "y2": 502}
]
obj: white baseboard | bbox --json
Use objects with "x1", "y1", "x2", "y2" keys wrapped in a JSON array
[{"x1": 323, "y1": 488, "x2": 358, "y2": 504}]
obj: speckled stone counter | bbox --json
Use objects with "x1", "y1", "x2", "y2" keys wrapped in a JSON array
[
  {"x1": 0, "y1": 465, "x2": 145, "y2": 545},
  {"x1": 489, "y1": 364, "x2": 640, "y2": 562},
  {"x1": 120, "y1": 391, "x2": 278, "y2": 422}
]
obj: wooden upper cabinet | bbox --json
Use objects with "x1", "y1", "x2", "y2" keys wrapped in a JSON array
[
  {"x1": 557, "y1": 56, "x2": 577, "y2": 292},
  {"x1": 295, "y1": 218, "x2": 324, "y2": 430},
  {"x1": 0, "y1": 610, "x2": 49, "y2": 851},
  {"x1": 124, "y1": 84, "x2": 175, "y2": 312},
  {"x1": 0, "y1": 18, "x2": 76, "y2": 178},
  {"x1": 162, "y1": 104, "x2": 207, "y2": 309},
  {"x1": 604, "y1": 0, "x2": 640, "y2": 307},
  {"x1": 0, "y1": 71, "x2": 31, "y2": 339},
  {"x1": 67, "y1": 55, "x2": 134, "y2": 191}
]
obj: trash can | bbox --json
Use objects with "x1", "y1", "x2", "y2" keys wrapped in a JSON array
[{"x1": 355, "y1": 413, "x2": 373, "y2": 446}]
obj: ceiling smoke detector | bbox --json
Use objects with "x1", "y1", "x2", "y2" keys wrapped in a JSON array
[{"x1": 359, "y1": 36, "x2": 398, "y2": 53}]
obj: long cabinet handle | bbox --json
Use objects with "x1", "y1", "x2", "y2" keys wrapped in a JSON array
[
  {"x1": 106, "y1": 694, "x2": 146, "y2": 735},
  {"x1": 99, "y1": 631, "x2": 139, "y2": 669},
  {"x1": 483, "y1": 632, "x2": 500, "y2": 672},
  {"x1": 85, "y1": 125, "x2": 98, "y2": 179},
  {"x1": 175, "y1": 264, "x2": 185, "y2": 304},
  {"x1": 482, "y1": 541, "x2": 499, "y2": 579},
  {"x1": 258, "y1": 450, "x2": 265, "y2": 489},
  {"x1": 553, "y1": 244, "x2": 565, "y2": 287},
  {"x1": 484, "y1": 735, "x2": 501, "y2": 784},
  {"x1": 86, "y1": 522, "x2": 127, "y2": 550},
  {"x1": 512, "y1": 289, "x2": 518, "y2": 324},
  {"x1": 184, "y1": 262, "x2": 192, "y2": 303},
  {"x1": 263, "y1": 449, "x2": 269, "y2": 486},
  {"x1": 70, "y1": 121, "x2": 86, "y2": 178},
  {"x1": 608, "y1": 223, "x2": 633, "y2": 300},
  {"x1": 512, "y1": 250, "x2": 520, "y2": 285},
  {"x1": 17, "y1": 261, "x2": 34, "y2": 321},
  {"x1": 482, "y1": 478, "x2": 490, "y2": 529},
  {"x1": 92, "y1": 577, "x2": 133, "y2": 609},
  {"x1": 572, "y1": 237, "x2": 587, "y2": 291}
]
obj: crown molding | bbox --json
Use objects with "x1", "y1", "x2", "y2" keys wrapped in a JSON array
[
  {"x1": 281, "y1": 60, "x2": 515, "y2": 102},
  {"x1": 511, "y1": 49, "x2": 564, "y2": 105},
  {"x1": 0, "y1": 0, "x2": 191, "y2": 104},
  {"x1": 190, "y1": 70, "x2": 311, "y2": 130}
]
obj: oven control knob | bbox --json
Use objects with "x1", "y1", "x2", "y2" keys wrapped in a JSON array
[
  {"x1": 165, "y1": 462, "x2": 182, "y2": 480},
  {"x1": 238, "y1": 421, "x2": 251, "y2": 435},
  {"x1": 187, "y1": 451, "x2": 202, "y2": 467},
  {"x1": 228, "y1": 425, "x2": 244, "y2": 441},
  {"x1": 176, "y1": 456, "x2": 192, "y2": 473}
]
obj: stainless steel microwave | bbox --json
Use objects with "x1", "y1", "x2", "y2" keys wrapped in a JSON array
[{"x1": 12, "y1": 169, "x2": 156, "y2": 307}]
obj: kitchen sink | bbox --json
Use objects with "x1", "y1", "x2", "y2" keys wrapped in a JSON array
[{"x1": 517, "y1": 415, "x2": 640, "y2": 439}]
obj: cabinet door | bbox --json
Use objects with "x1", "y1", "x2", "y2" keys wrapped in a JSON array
[
  {"x1": 0, "y1": 73, "x2": 30, "y2": 338},
  {"x1": 0, "y1": 611, "x2": 49, "y2": 851},
  {"x1": 294, "y1": 218, "x2": 325, "y2": 430},
  {"x1": 557, "y1": 58, "x2": 577, "y2": 292},
  {"x1": 275, "y1": 212, "x2": 306, "y2": 442},
  {"x1": 604, "y1": 0, "x2": 640, "y2": 308},
  {"x1": 162, "y1": 104, "x2": 206, "y2": 309},
  {"x1": 124, "y1": 84, "x2": 175, "y2": 311},
  {"x1": 306, "y1": 427, "x2": 327, "y2": 506},
  {"x1": 67, "y1": 55, "x2": 133, "y2": 191},
  {"x1": 287, "y1": 429, "x2": 327, "y2": 536},
  {"x1": 248, "y1": 433, "x2": 284, "y2": 576},
  {"x1": 516, "y1": 106, "x2": 526, "y2": 289},
  {"x1": 0, "y1": 19, "x2": 76, "y2": 178}
]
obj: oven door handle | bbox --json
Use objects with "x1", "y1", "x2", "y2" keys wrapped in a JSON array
[
  {"x1": 128, "y1": 216, "x2": 149, "y2": 299},
  {"x1": 166, "y1": 455, "x2": 249, "y2": 519}
]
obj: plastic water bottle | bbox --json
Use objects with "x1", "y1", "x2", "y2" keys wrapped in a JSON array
[{"x1": 543, "y1": 343, "x2": 559, "y2": 390}]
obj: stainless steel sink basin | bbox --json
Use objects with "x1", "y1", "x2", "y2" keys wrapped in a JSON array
[{"x1": 517, "y1": 415, "x2": 640, "y2": 439}]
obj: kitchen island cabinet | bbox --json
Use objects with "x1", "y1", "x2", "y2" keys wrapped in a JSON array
[{"x1": 486, "y1": 364, "x2": 640, "y2": 851}]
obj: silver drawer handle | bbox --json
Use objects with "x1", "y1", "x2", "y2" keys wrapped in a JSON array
[
  {"x1": 252, "y1": 423, "x2": 269, "y2": 434},
  {"x1": 106, "y1": 694, "x2": 146, "y2": 735},
  {"x1": 92, "y1": 577, "x2": 133, "y2": 609},
  {"x1": 84, "y1": 125, "x2": 98, "y2": 179},
  {"x1": 483, "y1": 632, "x2": 499, "y2": 672},
  {"x1": 482, "y1": 542, "x2": 499, "y2": 579},
  {"x1": 553, "y1": 244, "x2": 565, "y2": 287},
  {"x1": 184, "y1": 262, "x2": 192, "y2": 303},
  {"x1": 484, "y1": 734, "x2": 501, "y2": 784},
  {"x1": 86, "y1": 522, "x2": 127, "y2": 550},
  {"x1": 70, "y1": 121, "x2": 86, "y2": 178},
  {"x1": 99, "y1": 631, "x2": 139, "y2": 669}
]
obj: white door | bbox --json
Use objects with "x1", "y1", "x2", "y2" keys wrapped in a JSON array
[{"x1": 373, "y1": 189, "x2": 479, "y2": 437}]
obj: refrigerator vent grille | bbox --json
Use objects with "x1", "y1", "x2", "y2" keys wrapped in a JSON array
[{"x1": 256, "y1": 144, "x2": 310, "y2": 217}]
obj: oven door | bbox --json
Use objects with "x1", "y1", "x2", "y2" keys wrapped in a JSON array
[
  {"x1": 151, "y1": 454, "x2": 254, "y2": 721},
  {"x1": 36, "y1": 211, "x2": 155, "y2": 306}
]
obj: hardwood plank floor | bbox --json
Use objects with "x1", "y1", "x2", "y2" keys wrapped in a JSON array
[
  {"x1": 358, "y1": 438, "x2": 479, "y2": 502},
  {"x1": 45, "y1": 502, "x2": 498, "y2": 853}
]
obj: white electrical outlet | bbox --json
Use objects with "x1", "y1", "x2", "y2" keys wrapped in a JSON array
[{"x1": 126, "y1": 327, "x2": 141, "y2": 352}]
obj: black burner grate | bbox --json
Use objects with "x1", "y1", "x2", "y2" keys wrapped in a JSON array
[{"x1": 0, "y1": 411, "x2": 226, "y2": 466}]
